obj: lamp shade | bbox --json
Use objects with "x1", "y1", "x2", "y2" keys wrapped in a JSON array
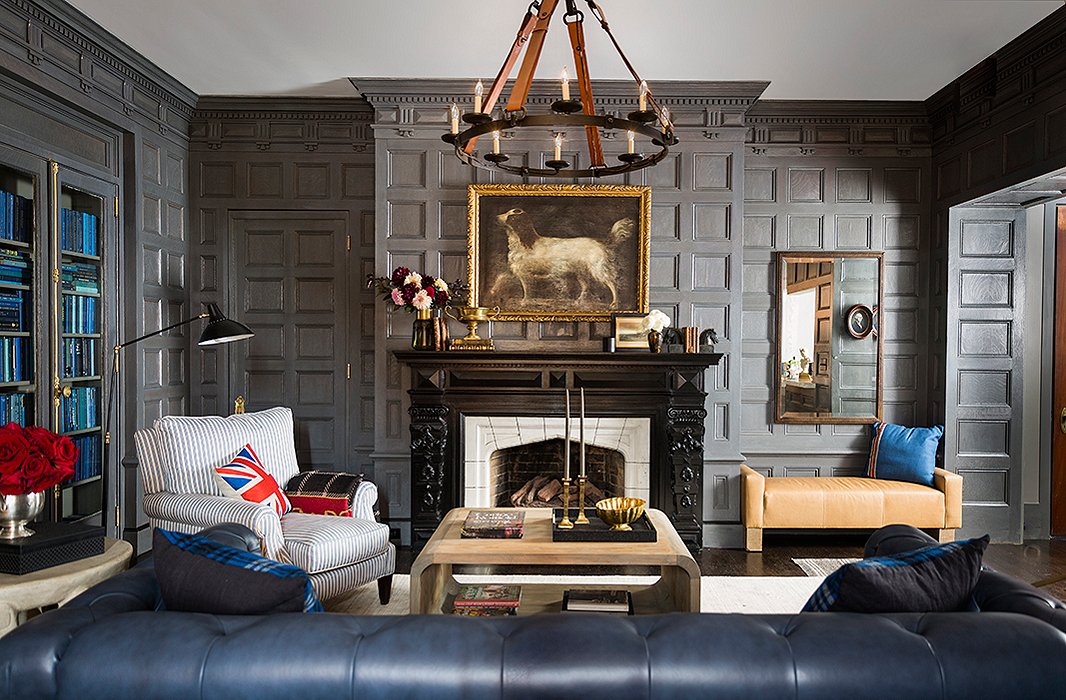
[{"x1": 198, "y1": 303, "x2": 254, "y2": 346}]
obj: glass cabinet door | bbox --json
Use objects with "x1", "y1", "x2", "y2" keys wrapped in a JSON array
[
  {"x1": 0, "y1": 149, "x2": 44, "y2": 433},
  {"x1": 50, "y1": 163, "x2": 116, "y2": 525}
]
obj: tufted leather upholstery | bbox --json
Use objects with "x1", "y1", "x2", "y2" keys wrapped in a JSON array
[{"x1": 2, "y1": 525, "x2": 1065, "y2": 699}]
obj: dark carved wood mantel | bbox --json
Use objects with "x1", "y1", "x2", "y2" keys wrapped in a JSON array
[{"x1": 395, "y1": 351, "x2": 723, "y2": 550}]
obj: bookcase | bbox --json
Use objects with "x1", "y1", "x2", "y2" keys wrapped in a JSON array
[{"x1": 0, "y1": 145, "x2": 117, "y2": 526}]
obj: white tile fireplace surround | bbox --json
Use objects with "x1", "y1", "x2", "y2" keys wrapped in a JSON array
[{"x1": 463, "y1": 416, "x2": 651, "y2": 508}]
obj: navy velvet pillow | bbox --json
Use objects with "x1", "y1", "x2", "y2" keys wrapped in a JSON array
[
  {"x1": 803, "y1": 535, "x2": 990, "y2": 613},
  {"x1": 153, "y1": 528, "x2": 322, "y2": 614},
  {"x1": 868, "y1": 422, "x2": 944, "y2": 486}
]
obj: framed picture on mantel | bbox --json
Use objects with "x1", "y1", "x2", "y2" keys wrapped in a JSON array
[{"x1": 467, "y1": 184, "x2": 651, "y2": 322}]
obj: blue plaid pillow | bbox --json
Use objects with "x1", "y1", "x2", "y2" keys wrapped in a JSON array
[
  {"x1": 154, "y1": 529, "x2": 322, "y2": 614},
  {"x1": 803, "y1": 535, "x2": 989, "y2": 613}
]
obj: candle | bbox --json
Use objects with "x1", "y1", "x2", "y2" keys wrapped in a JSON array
[
  {"x1": 579, "y1": 388, "x2": 586, "y2": 477},
  {"x1": 449, "y1": 104, "x2": 459, "y2": 134},
  {"x1": 474, "y1": 80, "x2": 484, "y2": 113},
  {"x1": 660, "y1": 107, "x2": 671, "y2": 131},
  {"x1": 638, "y1": 80, "x2": 648, "y2": 111},
  {"x1": 492, "y1": 130, "x2": 501, "y2": 154},
  {"x1": 564, "y1": 389, "x2": 571, "y2": 480},
  {"x1": 561, "y1": 67, "x2": 571, "y2": 101},
  {"x1": 627, "y1": 130, "x2": 635, "y2": 154},
  {"x1": 553, "y1": 133, "x2": 562, "y2": 161}
]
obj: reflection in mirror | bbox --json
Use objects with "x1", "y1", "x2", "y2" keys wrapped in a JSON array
[{"x1": 776, "y1": 252, "x2": 883, "y2": 424}]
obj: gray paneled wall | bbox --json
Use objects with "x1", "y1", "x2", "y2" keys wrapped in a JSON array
[
  {"x1": 355, "y1": 79, "x2": 765, "y2": 544},
  {"x1": 741, "y1": 102, "x2": 932, "y2": 501},
  {"x1": 187, "y1": 98, "x2": 377, "y2": 487},
  {"x1": 927, "y1": 6, "x2": 1066, "y2": 541}
]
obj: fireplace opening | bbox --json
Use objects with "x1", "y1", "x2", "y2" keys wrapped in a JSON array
[{"x1": 489, "y1": 438, "x2": 624, "y2": 508}]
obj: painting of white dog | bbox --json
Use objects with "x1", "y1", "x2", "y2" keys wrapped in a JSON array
[{"x1": 469, "y1": 185, "x2": 649, "y2": 320}]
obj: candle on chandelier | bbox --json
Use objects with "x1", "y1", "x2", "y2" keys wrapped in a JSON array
[
  {"x1": 638, "y1": 80, "x2": 648, "y2": 111},
  {"x1": 449, "y1": 104, "x2": 459, "y2": 134},
  {"x1": 660, "y1": 107, "x2": 671, "y2": 131},
  {"x1": 627, "y1": 130, "x2": 635, "y2": 154},
  {"x1": 579, "y1": 388, "x2": 586, "y2": 477},
  {"x1": 553, "y1": 133, "x2": 562, "y2": 161},
  {"x1": 564, "y1": 389, "x2": 571, "y2": 480},
  {"x1": 561, "y1": 67, "x2": 571, "y2": 101},
  {"x1": 492, "y1": 130, "x2": 501, "y2": 154},
  {"x1": 474, "y1": 80, "x2": 484, "y2": 113}
]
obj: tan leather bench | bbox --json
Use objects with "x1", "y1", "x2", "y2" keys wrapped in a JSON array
[{"x1": 740, "y1": 465, "x2": 963, "y2": 552}]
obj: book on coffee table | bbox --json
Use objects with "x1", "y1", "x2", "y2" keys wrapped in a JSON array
[
  {"x1": 453, "y1": 584, "x2": 522, "y2": 609},
  {"x1": 460, "y1": 509, "x2": 525, "y2": 539},
  {"x1": 562, "y1": 589, "x2": 633, "y2": 614}
]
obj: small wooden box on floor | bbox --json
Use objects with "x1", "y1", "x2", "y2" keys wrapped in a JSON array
[
  {"x1": 741, "y1": 465, "x2": 963, "y2": 552},
  {"x1": 410, "y1": 508, "x2": 700, "y2": 615}
]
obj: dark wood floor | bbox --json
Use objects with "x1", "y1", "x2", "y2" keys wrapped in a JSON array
[{"x1": 396, "y1": 533, "x2": 1066, "y2": 601}]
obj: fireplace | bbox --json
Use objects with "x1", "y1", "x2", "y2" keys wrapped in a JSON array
[
  {"x1": 463, "y1": 416, "x2": 650, "y2": 508},
  {"x1": 397, "y1": 351, "x2": 722, "y2": 550}
]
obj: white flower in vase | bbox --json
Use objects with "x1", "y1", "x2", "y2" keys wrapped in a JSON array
[{"x1": 641, "y1": 309, "x2": 671, "y2": 334}]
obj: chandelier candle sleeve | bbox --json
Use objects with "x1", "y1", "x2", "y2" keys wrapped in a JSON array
[
  {"x1": 564, "y1": 389, "x2": 571, "y2": 480},
  {"x1": 450, "y1": 104, "x2": 460, "y2": 134},
  {"x1": 580, "y1": 388, "x2": 586, "y2": 477},
  {"x1": 639, "y1": 80, "x2": 648, "y2": 111},
  {"x1": 474, "y1": 80, "x2": 484, "y2": 113},
  {"x1": 553, "y1": 133, "x2": 562, "y2": 161},
  {"x1": 492, "y1": 131, "x2": 501, "y2": 154},
  {"x1": 561, "y1": 67, "x2": 571, "y2": 101},
  {"x1": 627, "y1": 130, "x2": 635, "y2": 154}
]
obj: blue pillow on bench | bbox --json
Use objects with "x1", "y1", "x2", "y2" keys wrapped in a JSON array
[{"x1": 867, "y1": 422, "x2": 943, "y2": 487}]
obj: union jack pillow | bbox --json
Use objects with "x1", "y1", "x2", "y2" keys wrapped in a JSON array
[{"x1": 214, "y1": 444, "x2": 292, "y2": 517}]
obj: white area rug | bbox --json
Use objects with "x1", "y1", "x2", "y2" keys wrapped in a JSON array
[
  {"x1": 327, "y1": 574, "x2": 823, "y2": 616},
  {"x1": 792, "y1": 557, "x2": 860, "y2": 578}
]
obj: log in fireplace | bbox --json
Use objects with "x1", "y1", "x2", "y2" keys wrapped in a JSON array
[{"x1": 395, "y1": 351, "x2": 722, "y2": 550}]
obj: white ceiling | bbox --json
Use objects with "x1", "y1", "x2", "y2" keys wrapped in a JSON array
[{"x1": 65, "y1": 0, "x2": 1062, "y2": 100}]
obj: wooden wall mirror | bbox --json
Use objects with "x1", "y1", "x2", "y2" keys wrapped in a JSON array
[{"x1": 775, "y1": 252, "x2": 884, "y2": 424}]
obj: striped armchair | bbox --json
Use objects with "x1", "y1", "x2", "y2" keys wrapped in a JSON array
[{"x1": 134, "y1": 407, "x2": 394, "y2": 604}]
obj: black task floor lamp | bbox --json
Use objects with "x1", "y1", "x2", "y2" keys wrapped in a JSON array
[{"x1": 102, "y1": 303, "x2": 254, "y2": 538}]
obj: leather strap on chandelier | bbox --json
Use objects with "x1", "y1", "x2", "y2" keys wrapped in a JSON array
[{"x1": 444, "y1": 0, "x2": 676, "y2": 179}]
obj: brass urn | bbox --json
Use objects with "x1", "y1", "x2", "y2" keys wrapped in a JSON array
[{"x1": 446, "y1": 305, "x2": 499, "y2": 350}]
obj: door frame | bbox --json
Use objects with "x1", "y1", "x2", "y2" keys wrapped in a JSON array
[{"x1": 1052, "y1": 202, "x2": 1066, "y2": 535}]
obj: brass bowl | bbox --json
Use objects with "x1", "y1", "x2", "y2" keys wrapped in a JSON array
[{"x1": 595, "y1": 497, "x2": 647, "y2": 531}]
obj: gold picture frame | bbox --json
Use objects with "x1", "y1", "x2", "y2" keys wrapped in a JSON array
[{"x1": 467, "y1": 184, "x2": 651, "y2": 322}]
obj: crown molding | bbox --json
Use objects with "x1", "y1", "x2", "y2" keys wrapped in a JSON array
[
  {"x1": 745, "y1": 99, "x2": 931, "y2": 155},
  {"x1": 190, "y1": 96, "x2": 374, "y2": 151}
]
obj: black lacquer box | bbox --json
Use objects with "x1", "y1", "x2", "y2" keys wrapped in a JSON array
[{"x1": 0, "y1": 522, "x2": 105, "y2": 575}]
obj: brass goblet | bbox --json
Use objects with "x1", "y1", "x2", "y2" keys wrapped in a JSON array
[
  {"x1": 595, "y1": 497, "x2": 647, "y2": 531},
  {"x1": 446, "y1": 305, "x2": 499, "y2": 350}
]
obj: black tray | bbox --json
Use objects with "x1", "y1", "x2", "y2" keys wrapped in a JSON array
[
  {"x1": 0, "y1": 522, "x2": 104, "y2": 575},
  {"x1": 551, "y1": 508, "x2": 657, "y2": 543}
]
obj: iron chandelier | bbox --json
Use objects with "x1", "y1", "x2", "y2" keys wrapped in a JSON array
[{"x1": 442, "y1": 0, "x2": 677, "y2": 179}]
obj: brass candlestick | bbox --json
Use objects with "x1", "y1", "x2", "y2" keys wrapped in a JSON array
[
  {"x1": 558, "y1": 477, "x2": 574, "y2": 529},
  {"x1": 575, "y1": 474, "x2": 590, "y2": 524}
]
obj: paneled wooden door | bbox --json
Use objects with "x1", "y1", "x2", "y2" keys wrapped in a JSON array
[
  {"x1": 229, "y1": 211, "x2": 351, "y2": 471},
  {"x1": 1053, "y1": 204, "x2": 1066, "y2": 536}
]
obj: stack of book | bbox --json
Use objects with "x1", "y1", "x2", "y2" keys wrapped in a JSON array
[
  {"x1": 0, "y1": 290, "x2": 25, "y2": 331},
  {"x1": 0, "y1": 336, "x2": 28, "y2": 382},
  {"x1": 0, "y1": 249, "x2": 30, "y2": 286},
  {"x1": 62, "y1": 337, "x2": 97, "y2": 378},
  {"x1": 60, "y1": 208, "x2": 98, "y2": 256},
  {"x1": 0, "y1": 393, "x2": 27, "y2": 425},
  {"x1": 0, "y1": 189, "x2": 32, "y2": 243},
  {"x1": 68, "y1": 435, "x2": 100, "y2": 483},
  {"x1": 61, "y1": 262, "x2": 99, "y2": 294},
  {"x1": 62, "y1": 295, "x2": 97, "y2": 334},
  {"x1": 61, "y1": 386, "x2": 98, "y2": 432},
  {"x1": 460, "y1": 509, "x2": 525, "y2": 539},
  {"x1": 562, "y1": 589, "x2": 633, "y2": 615},
  {"x1": 451, "y1": 584, "x2": 521, "y2": 616}
]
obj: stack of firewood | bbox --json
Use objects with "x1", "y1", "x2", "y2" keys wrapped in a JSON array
[{"x1": 509, "y1": 474, "x2": 607, "y2": 508}]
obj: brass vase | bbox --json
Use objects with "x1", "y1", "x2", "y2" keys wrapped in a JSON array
[
  {"x1": 0, "y1": 491, "x2": 45, "y2": 539},
  {"x1": 411, "y1": 308, "x2": 435, "y2": 351}
]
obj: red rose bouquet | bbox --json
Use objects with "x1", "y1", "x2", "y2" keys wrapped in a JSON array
[
  {"x1": 368, "y1": 267, "x2": 468, "y2": 313},
  {"x1": 0, "y1": 423, "x2": 78, "y2": 495}
]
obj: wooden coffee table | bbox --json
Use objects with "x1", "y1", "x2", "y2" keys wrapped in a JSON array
[{"x1": 410, "y1": 507, "x2": 700, "y2": 615}]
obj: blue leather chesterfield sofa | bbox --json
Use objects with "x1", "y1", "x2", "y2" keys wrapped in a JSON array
[{"x1": 1, "y1": 525, "x2": 1064, "y2": 699}]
